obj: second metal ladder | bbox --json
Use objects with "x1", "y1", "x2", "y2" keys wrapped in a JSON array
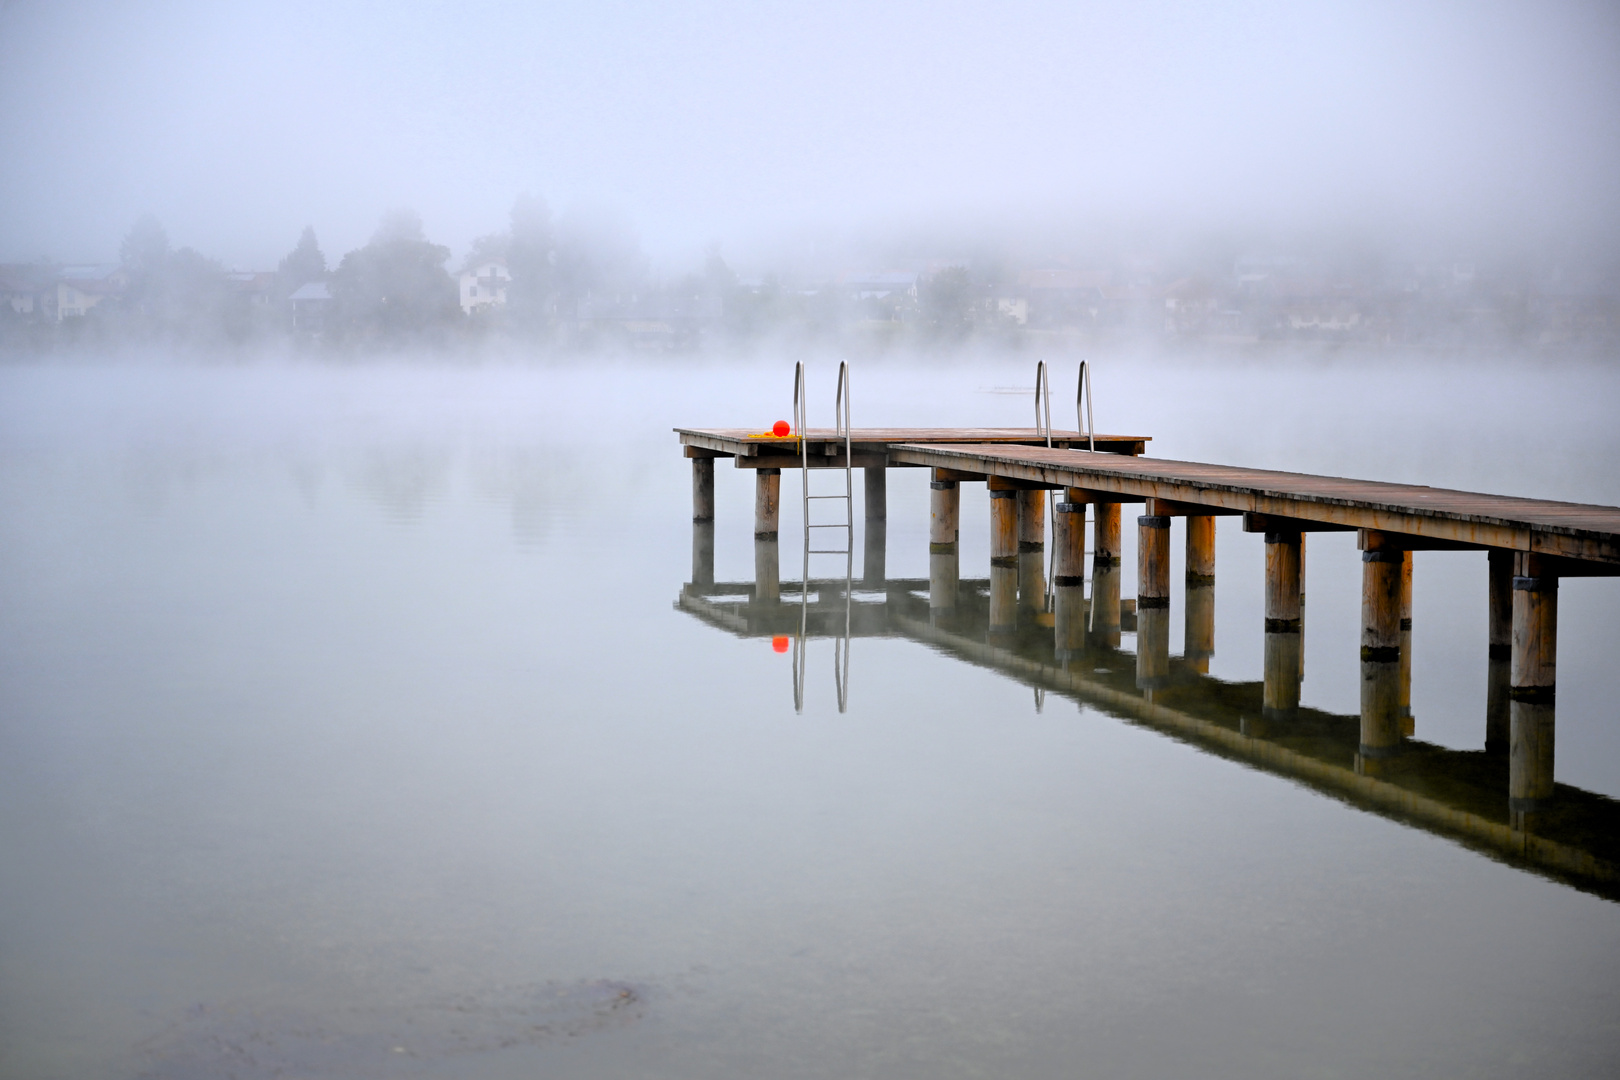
[{"x1": 791, "y1": 361, "x2": 854, "y2": 713}]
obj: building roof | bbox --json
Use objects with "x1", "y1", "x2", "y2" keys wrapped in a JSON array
[{"x1": 289, "y1": 282, "x2": 332, "y2": 301}]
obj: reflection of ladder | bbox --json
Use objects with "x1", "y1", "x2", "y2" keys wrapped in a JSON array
[{"x1": 791, "y1": 361, "x2": 854, "y2": 714}]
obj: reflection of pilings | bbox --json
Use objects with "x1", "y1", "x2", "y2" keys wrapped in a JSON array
[
  {"x1": 1136, "y1": 604, "x2": 1170, "y2": 690},
  {"x1": 754, "y1": 468, "x2": 781, "y2": 539},
  {"x1": 692, "y1": 521, "x2": 715, "y2": 586},
  {"x1": 863, "y1": 519, "x2": 887, "y2": 586},
  {"x1": 990, "y1": 487, "x2": 1017, "y2": 568},
  {"x1": 1488, "y1": 549, "x2": 1513, "y2": 662},
  {"x1": 1264, "y1": 530, "x2": 1302, "y2": 632},
  {"x1": 930, "y1": 549, "x2": 960, "y2": 618},
  {"x1": 929, "y1": 473, "x2": 960, "y2": 552},
  {"x1": 864, "y1": 466, "x2": 886, "y2": 523},
  {"x1": 1510, "y1": 699, "x2": 1556, "y2": 813},
  {"x1": 989, "y1": 564, "x2": 1018, "y2": 634},
  {"x1": 1398, "y1": 627, "x2": 1414, "y2": 735},
  {"x1": 1486, "y1": 657, "x2": 1510, "y2": 755},
  {"x1": 1090, "y1": 563, "x2": 1122, "y2": 648},
  {"x1": 1054, "y1": 584, "x2": 1086, "y2": 660},
  {"x1": 1053, "y1": 494, "x2": 1085, "y2": 586},
  {"x1": 1263, "y1": 631, "x2": 1302, "y2": 722},
  {"x1": 1186, "y1": 514, "x2": 1216, "y2": 585},
  {"x1": 1357, "y1": 659, "x2": 1404, "y2": 773},
  {"x1": 1137, "y1": 511, "x2": 1170, "y2": 609},
  {"x1": 754, "y1": 537, "x2": 780, "y2": 604},
  {"x1": 692, "y1": 456, "x2": 715, "y2": 522},
  {"x1": 1018, "y1": 549, "x2": 1046, "y2": 613},
  {"x1": 1361, "y1": 531, "x2": 1402, "y2": 661},
  {"x1": 1093, "y1": 502, "x2": 1121, "y2": 568},
  {"x1": 1184, "y1": 584, "x2": 1215, "y2": 673}
]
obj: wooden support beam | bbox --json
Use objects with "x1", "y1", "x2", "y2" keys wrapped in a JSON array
[
  {"x1": 1138, "y1": 511, "x2": 1171, "y2": 608},
  {"x1": 754, "y1": 468, "x2": 781, "y2": 539},
  {"x1": 1265, "y1": 530, "x2": 1303, "y2": 632},
  {"x1": 929, "y1": 473, "x2": 960, "y2": 553},
  {"x1": 863, "y1": 467, "x2": 886, "y2": 522},
  {"x1": 1067, "y1": 487, "x2": 1148, "y2": 505},
  {"x1": 1093, "y1": 502, "x2": 1122, "y2": 568},
  {"x1": 990, "y1": 488, "x2": 1018, "y2": 567},
  {"x1": 931, "y1": 466, "x2": 987, "y2": 483},
  {"x1": 682, "y1": 445, "x2": 727, "y2": 459},
  {"x1": 1147, "y1": 499, "x2": 1242, "y2": 517},
  {"x1": 1186, "y1": 515, "x2": 1216, "y2": 585},
  {"x1": 692, "y1": 457, "x2": 715, "y2": 522},
  {"x1": 1353, "y1": 531, "x2": 1487, "y2": 553},
  {"x1": 735, "y1": 452, "x2": 888, "y2": 469},
  {"x1": 1017, "y1": 489, "x2": 1046, "y2": 552},
  {"x1": 1361, "y1": 530, "x2": 1403, "y2": 661},
  {"x1": 1053, "y1": 495, "x2": 1086, "y2": 586},
  {"x1": 1400, "y1": 550, "x2": 1414, "y2": 630},
  {"x1": 1511, "y1": 552, "x2": 1557, "y2": 702},
  {"x1": 1243, "y1": 512, "x2": 1355, "y2": 533}
]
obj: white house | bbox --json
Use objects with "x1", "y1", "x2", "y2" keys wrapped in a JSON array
[{"x1": 460, "y1": 258, "x2": 511, "y2": 315}]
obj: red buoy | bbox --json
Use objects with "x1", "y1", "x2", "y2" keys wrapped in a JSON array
[
  {"x1": 772, "y1": 635, "x2": 790, "y2": 653},
  {"x1": 773, "y1": 420, "x2": 790, "y2": 437}
]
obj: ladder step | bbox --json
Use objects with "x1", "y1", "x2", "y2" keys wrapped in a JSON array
[
  {"x1": 806, "y1": 495, "x2": 848, "y2": 500},
  {"x1": 807, "y1": 523, "x2": 849, "y2": 528}
]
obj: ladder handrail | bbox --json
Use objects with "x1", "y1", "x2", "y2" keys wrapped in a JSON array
[
  {"x1": 1077, "y1": 359, "x2": 1095, "y2": 452},
  {"x1": 1034, "y1": 360, "x2": 1053, "y2": 448},
  {"x1": 791, "y1": 360, "x2": 855, "y2": 714}
]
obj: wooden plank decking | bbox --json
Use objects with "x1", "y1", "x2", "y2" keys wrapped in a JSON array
[
  {"x1": 888, "y1": 443, "x2": 1620, "y2": 565},
  {"x1": 676, "y1": 426, "x2": 1150, "y2": 461}
]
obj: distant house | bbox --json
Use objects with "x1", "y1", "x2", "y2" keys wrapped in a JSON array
[
  {"x1": 460, "y1": 258, "x2": 511, "y2": 315},
  {"x1": 1017, "y1": 269, "x2": 1109, "y2": 328},
  {"x1": 54, "y1": 264, "x2": 127, "y2": 321},
  {"x1": 981, "y1": 284, "x2": 1029, "y2": 325},
  {"x1": 225, "y1": 271, "x2": 278, "y2": 307},
  {"x1": 0, "y1": 264, "x2": 51, "y2": 316},
  {"x1": 288, "y1": 281, "x2": 332, "y2": 333},
  {"x1": 574, "y1": 294, "x2": 721, "y2": 350}
]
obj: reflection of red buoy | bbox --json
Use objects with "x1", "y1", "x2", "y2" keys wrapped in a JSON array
[
  {"x1": 773, "y1": 420, "x2": 790, "y2": 437},
  {"x1": 772, "y1": 635, "x2": 790, "y2": 653}
]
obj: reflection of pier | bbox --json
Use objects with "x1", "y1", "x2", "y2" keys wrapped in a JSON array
[{"x1": 675, "y1": 562, "x2": 1620, "y2": 902}]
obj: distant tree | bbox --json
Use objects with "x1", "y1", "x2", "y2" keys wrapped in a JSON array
[
  {"x1": 505, "y1": 192, "x2": 554, "y2": 330},
  {"x1": 277, "y1": 226, "x2": 327, "y2": 295},
  {"x1": 923, "y1": 266, "x2": 975, "y2": 339},
  {"x1": 119, "y1": 214, "x2": 170, "y2": 279},
  {"x1": 330, "y1": 209, "x2": 460, "y2": 342}
]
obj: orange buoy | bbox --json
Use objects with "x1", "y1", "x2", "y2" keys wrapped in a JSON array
[
  {"x1": 772, "y1": 635, "x2": 790, "y2": 653},
  {"x1": 773, "y1": 420, "x2": 790, "y2": 437}
]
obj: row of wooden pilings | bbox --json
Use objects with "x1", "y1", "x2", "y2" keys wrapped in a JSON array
[{"x1": 692, "y1": 458, "x2": 1561, "y2": 817}]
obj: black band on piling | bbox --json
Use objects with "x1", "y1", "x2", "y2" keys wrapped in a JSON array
[
  {"x1": 1186, "y1": 572, "x2": 1215, "y2": 586},
  {"x1": 929, "y1": 480, "x2": 957, "y2": 490},
  {"x1": 929, "y1": 542, "x2": 957, "y2": 555},
  {"x1": 990, "y1": 555, "x2": 1017, "y2": 568},
  {"x1": 1018, "y1": 541, "x2": 1044, "y2": 553},
  {"x1": 1265, "y1": 618, "x2": 1302, "y2": 633},
  {"x1": 1513, "y1": 576, "x2": 1553, "y2": 592},
  {"x1": 1262, "y1": 706, "x2": 1298, "y2": 723},
  {"x1": 1361, "y1": 645, "x2": 1400, "y2": 662},
  {"x1": 1509, "y1": 685, "x2": 1556, "y2": 703},
  {"x1": 1055, "y1": 575, "x2": 1085, "y2": 588},
  {"x1": 1138, "y1": 596, "x2": 1170, "y2": 609},
  {"x1": 989, "y1": 489, "x2": 1016, "y2": 500},
  {"x1": 1400, "y1": 618, "x2": 1413, "y2": 630},
  {"x1": 757, "y1": 468, "x2": 781, "y2": 476},
  {"x1": 1488, "y1": 643, "x2": 1510, "y2": 661},
  {"x1": 1055, "y1": 502, "x2": 1082, "y2": 513},
  {"x1": 1358, "y1": 743, "x2": 1404, "y2": 760},
  {"x1": 1264, "y1": 531, "x2": 1303, "y2": 545},
  {"x1": 1138, "y1": 515, "x2": 1170, "y2": 528},
  {"x1": 1093, "y1": 554, "x2": 1120, "y2": 566},
  {"x1": 754, "y1": 530, "x2": 778, "y2": 540},
  {"x1": 1362, "y1": 549, "x2": 1403, "y2": 563}
]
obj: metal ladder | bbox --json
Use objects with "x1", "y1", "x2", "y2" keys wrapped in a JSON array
[
  {"x1": 791, "y1": 361, "x2": 854, "y2": 713},
  {"x1": 1037, "y1": 359, "x2": 1098, "y2": 610}
]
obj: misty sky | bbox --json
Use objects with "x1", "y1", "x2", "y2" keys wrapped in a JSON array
[{"x1": 2, "y1": 0, "x2": 1617, "y2": 269}]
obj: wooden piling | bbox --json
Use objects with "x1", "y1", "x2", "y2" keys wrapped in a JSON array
[
  {"x1": 929, "y1": 473, "x2": 960, "y2": 553},
  {"x1": 1093, "y1": 502, "x2": 1121, "y2": 568},
  {"x1": 1511, "y1": 552, "x2": 1557, "y2": 702},
  {"x1": 864, "y1": 467, "x2": 886, "y2": 523},
  {"x1": 1358, "y1": 659, "x2": 1404, "y2": 769},
  {"x1": 1264, "y1": 530, "x2": 1303, "y2": 632},
  {"x1": 1017, "y1": 489, "x2": 1046, "y2": 552},
  {"x1": 692, "y1": 456, "x2": 715, "y2": 523},
  {"x1": 1400, "y1": 550, "x2": 1414, "y2": 630},
  {"x1": 990, "y1": 487, "x2": 1018, "y2": 568},
  {"x1": 1487, "y1": 549, "x2": 1513, "y2": 661},
  {"x1": 863, "y1": 519, "x2": 887, "y2": 587},
  {"x1": 1054, "y1": 582, "x2": 1086, "y2": 660},
  {"x1": 754, "y1": 468, "x2": 781, "y2": 539},
  {"x1": 1186, "y1": 515, "x2": 1216, "y2": 585},
  {"x1": 1137, "y1": 510, "x2": 1171, "y2": 609},
  {"x1": 1486, "y1": 656, "x2": 1510, "y2": 755},
  {"x1": 1360, "y1": 530, "x2": 1402, "y2": 661},
  {"x1": 1053, "y1": 494, "x2": 1086, "y2": 586}
]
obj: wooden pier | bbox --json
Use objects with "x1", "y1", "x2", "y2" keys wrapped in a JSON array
[{"x1": 678, "y1": 413, "x2": 1620, "y2": 836}]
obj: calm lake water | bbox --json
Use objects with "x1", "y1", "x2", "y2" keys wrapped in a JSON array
[{"x1": 2, "y1": 353, "x2": 1619, "y2": 1078}]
